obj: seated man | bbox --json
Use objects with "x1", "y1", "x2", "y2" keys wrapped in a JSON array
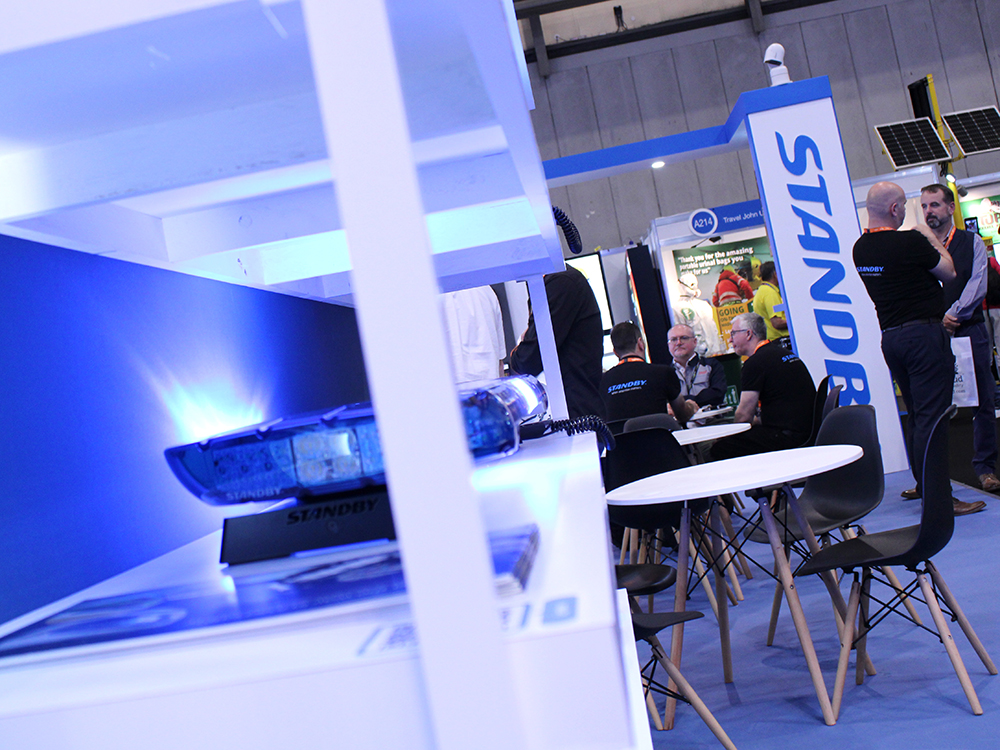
[
  {"x1": 668, "y1": 323, "x2": 727, "y2": 421},
  {"x1": 600, "y1": 321, "x2": 694, "y2": 427},
  {"x1": 710, "y1": 313, "x2": 816, "y2": 460}
]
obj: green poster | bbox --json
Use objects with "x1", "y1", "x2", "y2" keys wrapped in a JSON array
[
  {"x1": 959, "y1": 195, "x2": 1000, "y2": 248},
  {"x1": 673, "y1": 235, "x2": 773, "y2": 303}
]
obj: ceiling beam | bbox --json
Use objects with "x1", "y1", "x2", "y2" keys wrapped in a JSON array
[{"x1": 746, "y1": 0, "x2": 764, "y2": 33}]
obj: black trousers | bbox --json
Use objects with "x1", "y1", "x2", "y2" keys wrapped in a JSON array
[
  {"x1": 880, "y1": 321, "x2": 954, "y2": 494},
  {"x1": 709, "y1": 425, "x2": 808, "y2": 461}
]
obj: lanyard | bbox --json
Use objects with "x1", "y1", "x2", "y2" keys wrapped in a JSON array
[
  {"x1": 864, "y1": 227, "x2": 895, "y2": 233},
  {"x1": 619, "y1": 355, "x2": 645, "y2": 364},
  {"x1": 943, "y1": 225, "x2": 956, "y2": 250}
]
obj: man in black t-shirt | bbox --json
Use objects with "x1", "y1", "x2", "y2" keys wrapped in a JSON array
[
  {"x1": 710, "y1": 313, "x2": 816, "y2": 460},
  {"x1": 510, "y1": 266, "x2": 605, "y2": 420},
  {"x1": 600, "y1": 321, "x2": 693, "y2": 426},
  {"x1": 853, "y1": 182, "x2": 983, "y2": 516}
]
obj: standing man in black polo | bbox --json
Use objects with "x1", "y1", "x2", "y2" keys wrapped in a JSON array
[
  {"x1": 600, "y1": 321, "x2": 694, "y2": 426},
  {"x1": 921, "y1": 183, "x2": 999, "y2": 496},
  {"x1": 709, "y1": 313, "x2": 816, "y2": 460},
  {"x1": 853, "y1": 181, "x2": 984, "y2": 515}
]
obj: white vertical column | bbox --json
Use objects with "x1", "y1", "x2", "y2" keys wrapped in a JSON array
[
  {"x1": 526, "y1": 274, "x2": 569, "y2": 420},
  {"x1": 299, "y1": 2, "x2": 525, "y2": 749},
  {"x1": 745, "y1": 97, "x2": 907, "y2": 473}
]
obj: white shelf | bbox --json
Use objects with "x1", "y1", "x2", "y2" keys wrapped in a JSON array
[
  {"x1": 0, "y1": 433, "x2": 631, "y2": 750},
  {"x1": 0, "y1": 0, "x2": 564, "y2": 303}
]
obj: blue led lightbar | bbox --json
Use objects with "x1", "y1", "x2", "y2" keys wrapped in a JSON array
[{"x1": 165, "y1": 375, "x2": 547, "y2": 505}]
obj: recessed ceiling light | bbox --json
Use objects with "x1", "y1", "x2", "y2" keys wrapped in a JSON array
[{"x1": 651, "y1": 161, "x2": 665, "y2": 169}]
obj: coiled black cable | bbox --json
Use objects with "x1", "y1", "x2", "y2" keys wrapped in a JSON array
[
  {"x1": 552, "y1": 206, "x2": 583, "y2": 255},
  {"x1": 520, "y1": 415, "x2": 615, "y2": 452}
]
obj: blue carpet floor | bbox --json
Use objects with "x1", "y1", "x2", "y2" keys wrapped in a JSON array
[{"x1": 637, "y1": 471, "x2": 999, "y2": 749}]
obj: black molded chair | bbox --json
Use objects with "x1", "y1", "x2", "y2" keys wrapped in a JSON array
[
  {"x1": 799, "y1": 375, "x2": 830, "y2": 449},
  {"x1": 741, "y1": 405, "x2": 896, "y2": 644},
  {"x1": 796, "y1": 405, "x2": 998, "y2": 719},
  {"x1": 615, "y1": 563, "x2": 735, "y2": 746},
  {"x1": 623, "y1": 413, "x2": 682, "y2": 433},
  {"x1": 629, "y1": 611, "x2": 737, "y2": 748},
  {"x1": 746, "y1": 405, "x2": 884, "y2": 545},
  {"x1": 603, "y1": 427, "x2": 698, "y2": 538},
  {"x1": 605, "y1": 418, "x2": 629, "y2": 436},
  {"x1": 822, "y1": 383, "x2": 843, "y2": 421}
]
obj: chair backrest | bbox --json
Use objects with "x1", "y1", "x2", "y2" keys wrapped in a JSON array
[
  {"x1": 800, "y1": 375, "x2": 830, "y2": 448},
  {"x1": 605, "y1": 419, "x2": 629, "y2": 436},
  {"x1": 623, "y1": 413, "x2": 681, "y2": 433},
  {"x1": 904, "y1": 404, "x2": 957, "y2": 565},
  {"x1": 802, "y1": 404, "x2": 884, "y2": 522},
  {"x1": 603, "y1": 427, "x2": 693, "y2": 530},
  {"x1": 822, "y1": 384, "x2": 843, "y2": 421}
]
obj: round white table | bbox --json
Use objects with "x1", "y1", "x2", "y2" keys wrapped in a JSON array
[
  {"x1": 606, "y1": 444, "x2": 863, "y2": 727},
  {"x1": 607, "y1": 444, "x2": 862, "y2": 504},
  {"x1": 672, "y1": 422, "x2": 750, "y2": 447}
]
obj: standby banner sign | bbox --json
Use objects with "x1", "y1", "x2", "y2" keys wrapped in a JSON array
[{"x1": 745, "y1": 97, "x2": 907, "y2": 472}]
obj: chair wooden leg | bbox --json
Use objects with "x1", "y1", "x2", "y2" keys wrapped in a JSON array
[
  {"x1": 649, "y1": 532, "x2": 667, "y2": 613},
  {"x1": 916, "y1": 571, "x2": 984, "y2": 715},
  {"x1": 766, "y1": 574, "x2": 783, "y2": 647},
  {"x1": 641, "y1": 675, "x2": 665, "y2": 731},
  {"x1": 689, "y1": 538, "x2": 719, "y2": 620},
  {"x1": 619, "y1": 528, "x2": 630, "y2": 565},
  {"x1": 663, "y1": 507, "x2": 692, "y2": 730},
  {"x1": 711, "y1": 504, "x2": 734, "y2": 683},
  {"x1": 833, "y1": 576, "x2": 861, "y2": 721},
  {"x1": 719, "y1": 505, "x2": 753, "y2": 579},
  {"x1": 926, "y1": 560, "x2": 998, "y2": 675},
  {"x1": 758, "y1": 495, "x2": 836, "y2": 725},
  {"x1": 846, "y1": 525, "x2": 923, "y2": 627},
  {"x1": 856, "y1": 569, "x2": 871, "y2": 686},
  {"x1": 720, "y1": 528, "x2": 744, "y2": 602},
  {"x1": 787, "y1": 496, "x2": 876, "y2": 677},
  {"x1": 880, "y1": 564, "x2": 923, "y2": 626},
  {"x1": 695, "y1": 517, "x2": 736, "y2": 607},
  {"x1": 650, "y1": 637, "x2": 738, "y2": 750}
]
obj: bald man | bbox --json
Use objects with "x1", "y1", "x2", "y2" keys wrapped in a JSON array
[{"x1": 854, "y1": 182, "x2": 983, "y2": 515}]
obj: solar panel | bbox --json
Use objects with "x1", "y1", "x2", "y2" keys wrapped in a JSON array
[
  {"x1": 874, "y1": 118, "x2": 950, "y2": 169},
  {"x1": 943, "y1": 107, "x2": 1000, "y2": 156}
]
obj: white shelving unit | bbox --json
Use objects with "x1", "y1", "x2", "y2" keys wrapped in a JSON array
[
  {"x1": 0, "y1": 433, "x2": 632, "y2": 750},
  {"x1": 0, "y1": 2, "x2": 637, "y2": 748},
  {"x1": 0, "y1": 0, "x2": 561, "y2": 303}
]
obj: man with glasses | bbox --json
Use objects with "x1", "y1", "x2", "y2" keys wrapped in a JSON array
[
  {"x1": 710, "y1": 313, "x2": 816, "y2": 460},
  {"x1": 668, "y1": 323, "x2": 727, "y2": 422},
  {"x1": 921, "y1": 183, "x2": 998, "y2": 499},
  {"x1": 600, "y1": 321, "x2": 694, "y2": 426}
]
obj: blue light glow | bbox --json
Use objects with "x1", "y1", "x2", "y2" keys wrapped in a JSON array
[{"x1": 162, "y1": 379, "x2": 266, "y2": 444}]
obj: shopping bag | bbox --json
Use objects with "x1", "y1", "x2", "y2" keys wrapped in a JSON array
[{"x1": 952, "y1": 336, "x2": 978, "y2": 408}]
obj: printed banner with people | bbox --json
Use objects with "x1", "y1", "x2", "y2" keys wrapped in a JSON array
[{"x1": 672, "y1": 235, "x2": 774, "y2": 353}]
